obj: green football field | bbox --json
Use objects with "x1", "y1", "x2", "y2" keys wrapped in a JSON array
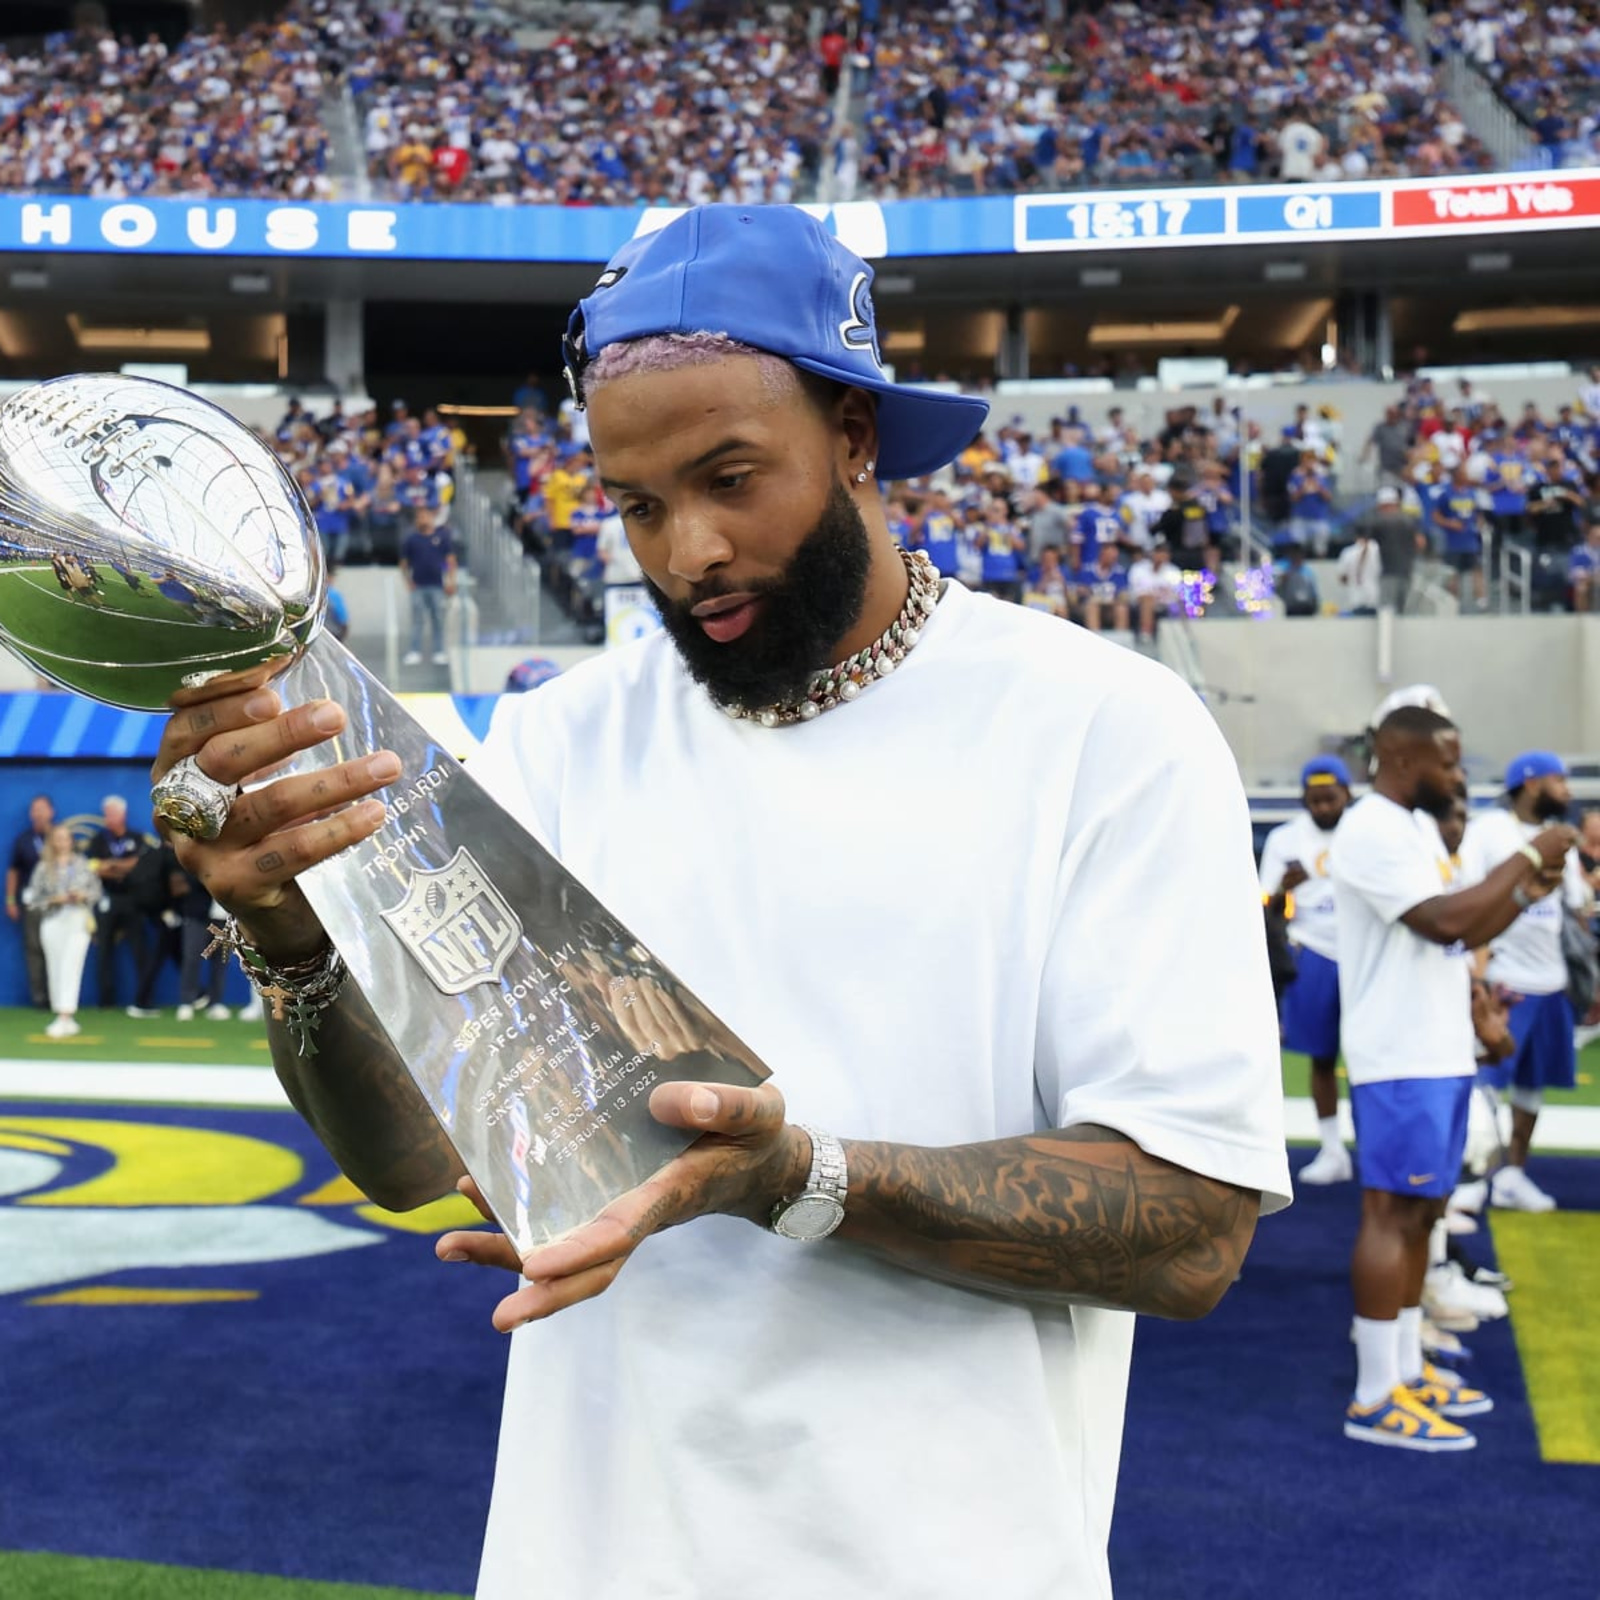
[
  {"x1": 1281, "y1": 1045, "x2": 1600, "y2": 1107},
  {"x1": 0, "y1": 1553, "x2": 463, "y2": 1600},
  {"x1": 1, "y1": 1004, "x2": 274, "y2": 1070},
  {"x1": 7, "y1": 1009, "x2": 1600, "y2": 1107}
]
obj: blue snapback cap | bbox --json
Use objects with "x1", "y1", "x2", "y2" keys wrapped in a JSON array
[
  {"x1": 1301, "y1": 755, "x2": 1351, "y2": 788},
  {"x1": 561, "y1": 205, "x2": 990, "y2": 481},
  {"x1": 1505, "y1": 750, "x2": 1566, "y2": 790}
]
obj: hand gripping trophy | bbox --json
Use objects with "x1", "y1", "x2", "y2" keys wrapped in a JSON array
[{"x1": 0, "y1": 375, "x2": 767, "y2": 1251}]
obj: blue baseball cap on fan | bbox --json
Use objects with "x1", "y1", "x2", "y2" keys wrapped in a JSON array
[
  {"x1": 1301, "y1": 755, "x2": 1351, "y2": 788},
  {"x1": 561, "y1": 205, "x2": 991, "y2": 481},
  {"x1": 1505, "y1": 750, "x2": 1567, "y2": 790}
]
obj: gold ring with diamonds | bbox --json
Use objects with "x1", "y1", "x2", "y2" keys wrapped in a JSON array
[{"x1": 151, "y1": 754, "x2": 241, "y2": 841}]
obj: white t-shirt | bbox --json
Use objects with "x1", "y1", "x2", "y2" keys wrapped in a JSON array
[
  {"x1": 1331, "y1": 793, "x2": 1473, "y2": 1085},
  {"x1": 1460, "y1": 809, "x2": 1591, "y2": 994},
  {"x1": 1278, "y1": 119, "x2": 1325, "y2": 180},
  {"x1": 1258, "y1": 811, "x2": 1341, "y2": 961},
  {"x1": 1127, "y1": 556, "x2": 1182, "y2": 604},
  {"x1": 1336, "y1": 538, "x2": 1382, "y2": 612},
  {"x1": 465, "y1": 581, "x2": 1291, "y2": 1600}
]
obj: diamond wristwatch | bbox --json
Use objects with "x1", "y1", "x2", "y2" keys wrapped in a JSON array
[{"x1": 770, "y1": 1124, "x2": 849, "y2": 1242}]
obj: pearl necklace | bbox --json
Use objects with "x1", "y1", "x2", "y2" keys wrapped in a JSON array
[{"x1": 721, "y1": 548, "x2": 941, "y2": 728}]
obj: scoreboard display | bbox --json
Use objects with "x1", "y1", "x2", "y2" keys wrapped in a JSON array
[{"x1": 0, "y1": 169, "x2": 1596, "y2": 266}]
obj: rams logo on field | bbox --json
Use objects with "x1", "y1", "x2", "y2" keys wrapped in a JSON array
[{"x1": 0, "y1": 1115, "x2": 476, "y2": 1304}]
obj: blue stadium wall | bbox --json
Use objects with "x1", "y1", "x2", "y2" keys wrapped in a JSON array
[{"x1": 0, "y1": 690, "x2": 502, "y2": 1008}]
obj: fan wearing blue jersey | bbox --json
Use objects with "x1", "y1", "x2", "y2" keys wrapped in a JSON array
[
  {"x1": 1431, "y1": 464, "x2": 1486, "y2": 611},
  {"x1": 1074, "y1": 542, "x2": 1129, "y2": 633},
  {"x1": 1332, "y1": 708, "x2": 1573, "y2": 1452},
  {"x1": 1259, "y1": 757, "x2": 1352, "y2": 1185},
  {"x1": 1287, "y1": 451, "x2": 1333, "y2": 557},
  {"x1": 912, "y1": 490, "x2": 960, "y2": 578},
  {"x1": 1074, "y1": 487, "x2": 1123, "y2": 568},
  {"x1": 1461, "y1": 752, "x2": 1594, "y2": 1212}
]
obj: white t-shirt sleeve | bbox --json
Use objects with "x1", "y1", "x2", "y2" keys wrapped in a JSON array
[
  {"x1": 463, "y1": 689, "x2": 563, "y2": 853},
  {"x1": 1257, "y1": 822, "x2": 1291, "y2": 897},
  {"x1": 1333, "y1": 800, "x2": 1441, "y2": 924},
  {"x1": 1034, "y1": 669, "x2": 1292, "y2": 1213},
  {"x1": 1460, "y1": 810, "x2": 1517, "y2": 889}
]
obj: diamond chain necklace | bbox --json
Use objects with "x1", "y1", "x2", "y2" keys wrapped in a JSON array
[{"x1": 720, "y1": 547, "x2": 942, "y2": 728}]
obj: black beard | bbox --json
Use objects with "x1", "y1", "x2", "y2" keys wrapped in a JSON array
[
  {"x1": 1414, "y1": 778, "x2": 1457, "y2": 821},
  {"x1": 643, "y1": 480, "x2": 873, "y2": 712},
  {"x1": 1533, "y1": 791, "x2": 1570, "y2": 823}
]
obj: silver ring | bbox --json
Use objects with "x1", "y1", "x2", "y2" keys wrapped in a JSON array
[{"x1": 151, "y1": 754, "x2": 240, "y2": 841}]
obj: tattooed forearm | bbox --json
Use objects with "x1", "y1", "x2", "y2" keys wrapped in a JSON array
[
  {"x1": 268, "y1": 981, "x2": 463, "y2": 1212},
  {"x1": 837, "y1": 1126, "x2": 1259, "y2": 1321}
]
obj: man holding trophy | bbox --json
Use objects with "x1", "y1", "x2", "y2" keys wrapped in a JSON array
[{"x1": 0, "y1": 207, "x2": 1290, "y2": 1598}]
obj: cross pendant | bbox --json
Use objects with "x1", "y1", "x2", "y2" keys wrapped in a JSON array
[{"x1": 256, "y1": 980, "x2": 292, "y2": 1022}]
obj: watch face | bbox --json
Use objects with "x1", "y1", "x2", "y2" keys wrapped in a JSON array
[{"x1": 774, "y1": 1194, "x2": 844, "y2": 1241}]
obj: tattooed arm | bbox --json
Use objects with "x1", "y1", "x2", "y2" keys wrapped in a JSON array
[
  {"x1": 835, "y1": 1124, "x2": 1259, "y2": 1321},
  {"x1": 153, "y1": 674, "x2": 463, "y2": 1213},
  {"x1": 442, "y1": 1089, "x2": 1261, "y2": 1333},
  {"x1": 265, "y1": 983, "x2": 465, "y2": 1213}
]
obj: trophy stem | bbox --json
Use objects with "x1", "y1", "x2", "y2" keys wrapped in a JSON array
[{"x1": 270, "y1": 633, "x2": 769, "y2": 1252}]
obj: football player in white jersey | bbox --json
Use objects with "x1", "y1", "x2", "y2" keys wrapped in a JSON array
[
  {"x1": 1461, "y1": 751, "x2": 1594, "y2": 1211},
  {"x1": 1332, "y1": 707, "x2": 1572, "y2": 1451},
  {"x1": 1259, "y1": 756, "x2": 1353, "y2": 1183}
]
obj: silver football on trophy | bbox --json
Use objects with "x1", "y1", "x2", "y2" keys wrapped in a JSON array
[{"x1": 0, "y1": 373, "x2": 324, "y2": 710}]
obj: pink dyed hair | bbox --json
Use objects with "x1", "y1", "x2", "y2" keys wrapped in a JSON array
[{"x1": 585, "y1": 331, "x2": 823, "y2": 409}]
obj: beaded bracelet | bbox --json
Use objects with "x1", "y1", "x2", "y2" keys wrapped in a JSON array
[{"x1": 203, "y1": 916, "x2": 349, "y2": 1057}]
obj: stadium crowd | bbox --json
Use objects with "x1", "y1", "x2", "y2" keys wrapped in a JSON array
[
  {"x1": 853, "y1": 0, "x2": 1492, "y2": 199},
  {"x1": 504, "y1": 369, "x2": 1600, "y2": 641},
  {"x1": 0, "y1": 0, "x2": 1498, "y2": 204},
  {"x1": 345, "y1": 5, "x2": 835, "y2": 206},
  {"x1": 0, "y1": 20, "x2": 331, "y2": 199},
  {"x1": 1426, "y1": 0, "x2": 1600, "y2": 169}
]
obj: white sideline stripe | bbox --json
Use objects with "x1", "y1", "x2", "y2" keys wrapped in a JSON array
[
  {"x1": 0, "y1": 1059, "x2": 290, "y2": 1107},
  {"x1": 2, "y1": 1064, "x2": 1599, "y2": 1152}
]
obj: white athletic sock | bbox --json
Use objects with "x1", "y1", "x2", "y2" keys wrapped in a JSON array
[
  {"x1": 1353, "y1": 1315, "x2": 1401, "y2": 1407},
  {"x1": 1428, "y1": 1219, "x2": 1448, "y2": 1269},
  {"x1": 1318, "y1": 1115, "x2": 1341, "y2": 1153},
  {"x1": 1397, "y1": 1305, "x2": 1424, "y2": 1386}
]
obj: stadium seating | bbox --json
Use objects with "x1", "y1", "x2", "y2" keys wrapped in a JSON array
[
  {"x1": 856, "y1": 1, "x2": 1492, "y2": 197},
  {"x1": 0, "y1": 1, "x2": 1495, "y2": 203},
  {"x1": 1430, "y1": 2, "x2": 1600, "y2": 170},
  {"x1": 0, "y1": 21, "x2": 331, "y2": 199}
]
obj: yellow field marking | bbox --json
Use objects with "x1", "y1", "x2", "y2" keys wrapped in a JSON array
[
  {"x1": 1493, "y1": 1210, "x2": 1600, "y2": 1464},
  {"x1": 27, "y1": 1287, "x2": 259, "y2": 1307},
  {"x1": 298, "y1": 1173, "x2": 366, "y2": 1206},
  {"x1": 1, "y1": 1116, "x2": 302, "y2": 1207},
  {"x1": 355, "y1": 1193, "x2": 481, "y2": 1234},
  {"x1": 0, "y1": 1130, "x2": 76, "y2": 1156}
]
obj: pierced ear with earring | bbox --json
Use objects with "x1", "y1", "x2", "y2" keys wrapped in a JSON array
[{"x1": 855, "y1": 460, "x2": 876, "y2": 484}]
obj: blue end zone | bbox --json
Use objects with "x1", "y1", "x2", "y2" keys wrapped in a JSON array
[{"x1": 0, "y1": 1101, "x2": 499, "y2": 1592}]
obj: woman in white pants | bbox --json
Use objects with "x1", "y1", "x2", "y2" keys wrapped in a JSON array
[{"x1": 28, "y1": 826, "x2": 98, "y2": 1038}]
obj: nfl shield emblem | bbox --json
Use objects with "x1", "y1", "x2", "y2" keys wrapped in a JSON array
[{"x1": 380, "y1": 847, "x2": 523, "y2": 995}]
